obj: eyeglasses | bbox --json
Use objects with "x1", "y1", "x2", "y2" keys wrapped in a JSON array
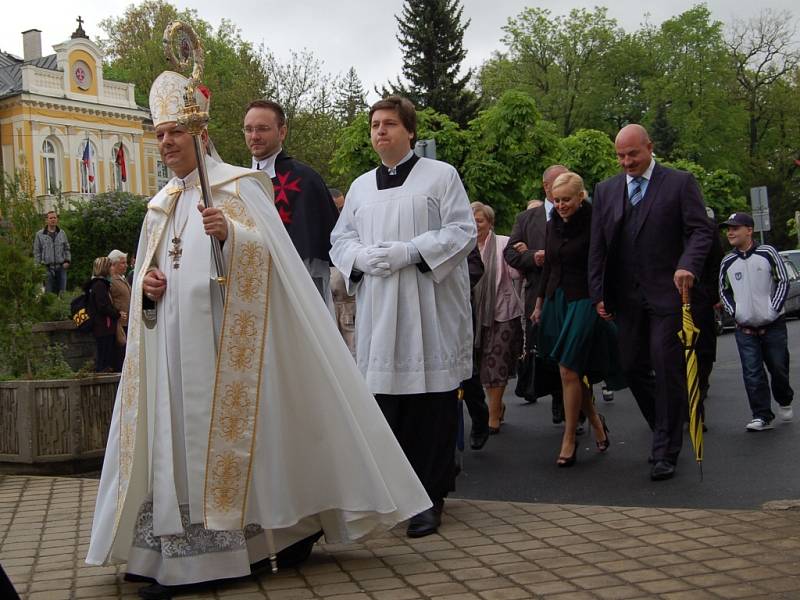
[{"x1": 242, "y1": 126, "x2": 271, "y2": 136}]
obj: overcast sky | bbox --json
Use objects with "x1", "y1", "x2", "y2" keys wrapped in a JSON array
[{"x1": 3, "y1": 0, "x2": 797, "y2": 101}]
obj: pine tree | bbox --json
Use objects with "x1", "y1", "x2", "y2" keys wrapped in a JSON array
[
  {"x1": 385, "y1": 0, "x2": 479, "y2": 126},
  {"x1": 335, "y1": 67, "x2": 367, "y2": 125}
]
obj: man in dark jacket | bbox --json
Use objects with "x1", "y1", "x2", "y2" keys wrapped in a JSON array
[
  {"x1": 243, "y1": 99, "x2": 339, "y2": 308},
  {"x1": 33, "y1": 211, "x2": 71, "y2": 294},
  {"x1": 589, "y1": 125, "x2": 713, "y2": 481},
  {"x1": 504, "y1": 166, "x2": 567, "y2": 420}
]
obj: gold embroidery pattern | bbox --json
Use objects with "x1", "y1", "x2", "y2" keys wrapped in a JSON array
[
  {"x1": 219, "y1": 196, "x2": 255, "y2": 230},
  {"x1": 235, "y1": 242, "x2": 265, "y2": 303},
  {"x1": 220, "y1": 382, "x2": 251, "y2": 442},
  {"x1": 227, "y1": 311, "x2": 257, "y2": 372},
  {"x1": 204, "y1": 185, "x2": 272, "y2": 529},
  {"x1": 112, "y1": 213, "x2": 168, "y2": 544},
  {"x1": 209, "y1": 451, "x2": 242, "y2": 511}
]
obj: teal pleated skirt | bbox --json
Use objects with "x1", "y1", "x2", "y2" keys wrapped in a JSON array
[{"x1": 538, "y1": 288, "x2": 625, "y2": 390}]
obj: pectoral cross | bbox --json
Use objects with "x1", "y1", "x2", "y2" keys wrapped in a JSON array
[{"x1": 169, "y1": 238, "x2": 183, "y2": 269}]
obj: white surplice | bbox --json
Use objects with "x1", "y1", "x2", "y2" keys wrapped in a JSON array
[
  {"x1": 86, "y1": 157, "x2": 430, "y2": 584},
  {"x1": 330, "y1": 157, "x2": 476, "y2": 395}
]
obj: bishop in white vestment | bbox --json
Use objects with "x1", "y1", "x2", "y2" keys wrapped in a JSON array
[
  {"x1": 330, "y1": 96, "x2": 476, "y2": 539},
  {"x1": 86, "y1": 73, "x2": 430, "y2": 597}
]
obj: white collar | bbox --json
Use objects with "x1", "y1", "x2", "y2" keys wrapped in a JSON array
[
  {"x1": 626, "y1": 158, "x2": 656, "y2": 184},
  {"x1": 382, "y1": 149, "x2": 415, "y2": 173},
  {"x1": 252, "y1": 147, "x2": 282, "y2": 178},
  {"x1": 544, "y1": 198, "x2": 554, "y2": 221}
]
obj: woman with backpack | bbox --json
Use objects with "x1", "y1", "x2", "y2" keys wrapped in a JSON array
[{"x1": 86, "y1": 257, "x2": 123, "y2": 372}]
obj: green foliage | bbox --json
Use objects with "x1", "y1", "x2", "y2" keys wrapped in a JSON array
[
  {"x1": 385, "y1": 0, "x2": 479, "y2": 125},
  {"x1": 664, "y1": 159, "x2": 748, "y2": 218},
  {"x1": 335, "y1": 68, "x2": 368, "y2": 126},
  {"x1": 329, "y1": 113, "x2": 375, "y2": 190},
  {"x1": 463, "y1": 91, "x2": 559, "y2": 230},
  {"x1": 59, "y1": 192, "x2": 147, "y2": 287},
  {"x1": 557, "y1": 129, "x2": 618, "y2": 194},
  {"x1": 0, "y1": 171, "x2": 45, "y2": 255},
  {"x1": 0, "y1": 240, "x2": 69, "y2": 378}
]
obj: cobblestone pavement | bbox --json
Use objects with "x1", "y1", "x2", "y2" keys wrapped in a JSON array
[{"x1": 2, "y1": 476, "x2": 800, "y2": 599}]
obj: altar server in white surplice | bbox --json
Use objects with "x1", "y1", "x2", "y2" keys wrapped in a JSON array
[
  {"x1": 86, "y1": 73, "x2": 430, "y2": 599},
  {"x1": 330, "y1": 96, "x2": 477, "y2": 539}
]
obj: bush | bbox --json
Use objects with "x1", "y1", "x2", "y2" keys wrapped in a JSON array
[{"x1": 59, "y1": 191, "x2": 147, "y2": 287}]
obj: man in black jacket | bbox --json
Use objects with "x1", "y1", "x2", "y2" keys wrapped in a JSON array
[
  {"x1": 243, "y1": 99, "x2": 339, "y2": 307},
  {"x1": 504, "y1": 165, "x2": 567, "y2": 420}
]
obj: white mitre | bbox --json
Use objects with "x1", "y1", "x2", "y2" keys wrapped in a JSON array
[{"x1": 149, "y1": 70, "x2": 211, "y2": 127}]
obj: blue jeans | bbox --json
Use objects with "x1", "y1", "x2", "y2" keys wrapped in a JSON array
[
  {"x1": 45, "y1": 266, "x2": 67, "y2": 294},
  {"x1": 734, "y1": 319, "x2": 794, "y2": 421}
]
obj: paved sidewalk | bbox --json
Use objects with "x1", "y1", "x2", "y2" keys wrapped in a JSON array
[{"x1": 2, "y1": 476, "x2": 800, "y2": 600}]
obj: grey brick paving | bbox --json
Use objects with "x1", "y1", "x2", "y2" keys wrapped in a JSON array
[{"x1": 2, "y1": 476, "x2": 800, "y2": 599}]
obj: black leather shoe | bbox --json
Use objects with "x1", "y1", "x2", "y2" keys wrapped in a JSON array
[
  {"x1": 407, "y1": 506, "x2": 442, "y2": 538},
  {"x1": 470, "y1": 430, "x2": 489, "y2": 450},
  {"x1": 650, "y1": 460, "x2": 676, "y2": 481}
]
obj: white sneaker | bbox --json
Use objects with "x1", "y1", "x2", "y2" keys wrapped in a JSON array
[
  {"x1": 746, "y1": 418, "x2": 774, "y2": 431},
  {"x1": 777, "y1": 405, "x2": 793, "y2": 422}
]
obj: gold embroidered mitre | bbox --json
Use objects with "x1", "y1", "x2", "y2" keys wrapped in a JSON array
[{"x1": 149, "y1": 70, "x2": 211, "y2": 127}]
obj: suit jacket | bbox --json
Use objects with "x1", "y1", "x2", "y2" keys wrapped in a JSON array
[
  {"x1": 503, "y1": 205, "x2": 547, "y2": 315},
  {"x1": 588, "y1": 162, "x2": 713, "y2": 315}
]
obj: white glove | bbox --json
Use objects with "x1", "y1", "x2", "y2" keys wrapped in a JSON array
[
  {"x1": 377, "y1": 241, "x2": 420, "y2": 273},
  {"x1": 353, "y1": 245, "x2": 391, "y2": 277}
]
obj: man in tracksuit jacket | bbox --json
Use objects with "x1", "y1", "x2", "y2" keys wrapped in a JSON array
[
  {"x1": 33, "y1": 210, "x2": 71, "y2": 294},
  {"x1": 719, "y1": 212, "x2": 794, "y2": 431}
]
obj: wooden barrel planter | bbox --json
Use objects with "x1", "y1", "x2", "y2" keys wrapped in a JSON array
[{"x1": 0, "y1": 374, "x2": 119, "y2": 475}]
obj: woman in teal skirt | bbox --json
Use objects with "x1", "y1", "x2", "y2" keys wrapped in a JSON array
[{"x1": 533, "y1": 172, "x2": 623, "y2": 467}]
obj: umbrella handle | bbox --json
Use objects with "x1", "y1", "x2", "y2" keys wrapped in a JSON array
[{"x1": 682, "y1": 287, "x2": 690, "y2": 306}]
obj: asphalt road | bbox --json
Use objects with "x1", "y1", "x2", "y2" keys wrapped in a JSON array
[{"x1": 454, "y1": 319, "x2": 800, "y2": 510}]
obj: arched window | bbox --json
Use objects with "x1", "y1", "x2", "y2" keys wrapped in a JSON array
[
  {"x1": 78, "y1": 139, "x2": 97, "y2": 194},
  {"x1": 112, "y1": 142, "x2": 128, "y2": 192},
  {"x1": 156, "y1": 160, "x2": 169, "y2": 190},
  {"x1": 41, "y1": 138, "x2": 61, "y2": 195}
]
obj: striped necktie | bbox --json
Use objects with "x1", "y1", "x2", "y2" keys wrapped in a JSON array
[{"x1": 629, "y1": 176, "x2": 644, "y2": 207}]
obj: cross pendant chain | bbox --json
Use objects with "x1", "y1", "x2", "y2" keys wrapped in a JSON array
[{"x1": 169, "y1": 237, "x2": 183, "y2": 269}]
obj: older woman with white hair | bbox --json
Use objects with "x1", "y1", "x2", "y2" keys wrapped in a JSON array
[
  {"x1": 471, "y1": 201, "x2": 523, "y2": 434},
  {"x1": 107, "y1": 249, "x2": 130, "y2": 370}
]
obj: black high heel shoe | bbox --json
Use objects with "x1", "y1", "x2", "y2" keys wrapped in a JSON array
[
  {"x1": 596, "y1": 414, "x2": 610, "y2": 452},
  {"x1": 557, "y1": 442, "x2": 578, "y2": 467}
]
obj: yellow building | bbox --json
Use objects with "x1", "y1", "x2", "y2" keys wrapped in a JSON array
[{"x1": 0, "y1": 20, "x2": 166, "y2": 208}]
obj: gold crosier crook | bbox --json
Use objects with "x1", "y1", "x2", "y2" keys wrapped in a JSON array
[
  {"x1": 162, "y1": 21, "x2": 226, "y2": 303},
  {"x1": 162, "y1": 21, "x2": 279, "y2": 574}
]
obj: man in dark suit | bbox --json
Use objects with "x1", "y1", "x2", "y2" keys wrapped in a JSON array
[
  {"x1": 589, "y1": 124, "x2": 713, "y2": 481},
  {"x1": 505, "y1": 165, "x2": 567, "y2": 417}
]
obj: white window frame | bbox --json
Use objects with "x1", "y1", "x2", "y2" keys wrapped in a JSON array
[{"x1": 41, "y1": 138, "x2": 61, "y2": 195}]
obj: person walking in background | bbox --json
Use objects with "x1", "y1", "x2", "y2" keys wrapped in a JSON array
[
  {"x1": 328, "y1": 187, "x2": 357, "y2": 357},
  {"x1": 33, "y1": 210, "x2": 71, "y2": 294},
  {"x1": 107, "y1": 249, "x2": 131, "y2": 371},
  {"x1": 533, "y1": 173, "x2": 619, "y2": 467},
  {"x1": 505, "y1": 166, "x2": 568, "y2": 421},
  {"x1": 589, "y1": 124, "x2": 713, "y2": 481},
  {"x1": 472, "y1": 201, "x2": 523, "y2": 434},
  {"x1": 462, "y1": 244, "x2": 490, "y2": 450},
  {"x1": 719, "y1": 212, "x2": 794, "y2": 431},
  {"x1": 87, "y1": 257, "x2": 120, "y2": 373}
]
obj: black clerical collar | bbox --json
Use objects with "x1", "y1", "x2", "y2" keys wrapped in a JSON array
[{"x1": 376, "y1": 152, "x2": 420, "y2": 190}]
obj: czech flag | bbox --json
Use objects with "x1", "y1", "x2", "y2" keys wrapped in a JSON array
[
  {"x1": 115, "y1": 145, "x2": 127, "y2": 182},
  {"x1": 82, "y1": 140, "x2": 95, "y2": 183}
]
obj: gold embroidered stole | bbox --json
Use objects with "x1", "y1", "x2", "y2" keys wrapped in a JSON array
[{"x1": 204, "y1": 193, "x2": 272, "y2": 529}]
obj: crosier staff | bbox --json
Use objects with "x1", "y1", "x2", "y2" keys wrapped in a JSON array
[{"x1": 163, "y1": 21, "x2": 226, "y2": 305}]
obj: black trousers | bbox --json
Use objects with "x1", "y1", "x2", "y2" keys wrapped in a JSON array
[
  {"x1": 615, "y1": 302, "x2": 687, "y2": 462},
  {"x1": 461, "y1": 351, "x2": 489, "y2": 435},
  {"x1": 375, "y1": 390, "x2": 459, "y2": 502}
]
